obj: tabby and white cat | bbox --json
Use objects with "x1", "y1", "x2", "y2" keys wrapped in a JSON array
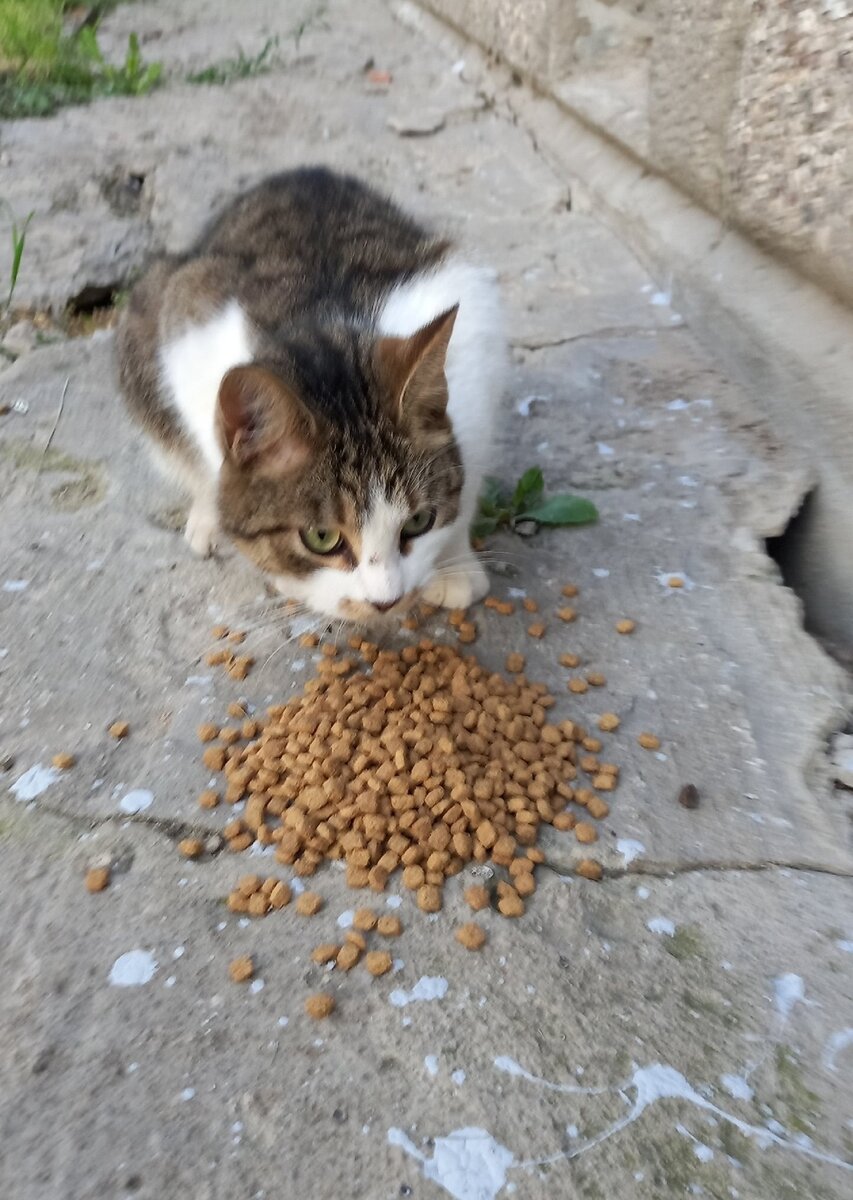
[{"x1": 117, "y1": 168, "x2": 504, "y2": 621}]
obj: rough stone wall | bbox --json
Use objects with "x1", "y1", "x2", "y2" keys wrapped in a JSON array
[{"x1": 421, "y1": 0, "x2": 853, "y2": 308}]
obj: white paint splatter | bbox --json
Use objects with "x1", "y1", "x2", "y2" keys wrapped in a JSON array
[
  {"x1": 425, "y1": 1055, "x2": 439, "y2": 1077},
  {"x1": 596, "y1": 443, "x2": 615, "y2": 457},
  {"x1": 277, "y1": 1016, "x2": 289, "y2": 1028},
  {"x1": 515, "y1": 394, "x2": 549, "y2": 417},
  {"x1": 388, "y1": 1126, "x2": 515, "y2": 1200},
  {"x1": 822, "y1": 1028, "x2": 853, "y2": 1072},
  {"x1": 636, "y1": 886, "x2": 650, "y2": 900},
  {"x1": 119, "y1": 789, "x2": 153, "y2": 814},
  {"x1": 493, "y1": 1058, "x2": 606, "y2": 1096},
  {"x1": 647, "y1": 917, "x2": 675, "y2": 936},
  {"x1": 666, "y1": 398, "x2": 690, "y2": 411},
  {"x1": 109, "y1": 949, "x2": 157, "y2": 987},
  {"x1": 249, "y1": 978, "x2": 264, "y2": 994},
  {"x1": 650, "y1": 290, "x2": 671, "y2": 307},
  {"x1": 836, "y1": 940, "x2": 853, "y2": 953},
  {"x1": 452, "y1": 1070, "x2": 466, "y2": 1086},
  {"x1": 591, "y1": 568, "x2": 610, "y2": 578},
  {"x1": 386, "y1": 895, "x2": 402, "y2": 909},
  {"x1": 720, "y1": 1074, "x2": 753, "y2": 1102},
  {"x1": 773, "y1": 974, "x2": 805, "y2": 1019},
  {"x1": 173, "y1": 946, "x2": 185, "y2": 959},
  {"x1": 623, "y1": 512, "x2": 641, "y2": 521},
  {"x1": 11, "y1": 764, "x2": 60, "y2": 801},
  {"x1": 389, "y1": 976, "x2": 448, "y2": 1007},
  {"x1": 615, "y1": 838, "x2": 645, "y2": 865},
  {"x1": 184, "y1": 675, "x2": 212, "y2": 687},
  {"x1": 693, "y1": 1142, "x2": 714, "y2": 1162},
  {"x1": 180, "y1": 1087, "x2": 195, "y2": 1101},
  {"x1": 336, "y1": 910, "x2": 354, "y2": 929},
  {"x1": 678, "y1": 475, "x2": 698, "y2": 487},
  {"x1": 3, "y1": 579, "x2": 29, "y2": 592}
]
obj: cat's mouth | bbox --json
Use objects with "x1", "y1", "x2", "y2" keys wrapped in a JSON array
[{"x1": 339, "y1": 592, "x2": 419, "y2": 625}]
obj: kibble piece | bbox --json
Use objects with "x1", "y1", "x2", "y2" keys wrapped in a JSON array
[
  {"x1": 228, "y1": 701, "x2": 247, "y2": 719},
  {"x1": 582, "y1": 736, "x2": 603, "y2": 752},
  {"x1": 638, "y1": 733, "x2": 661, "y2": 750},
  {"x1": 202, "y1": 746, "x2": 226, "y2": 771},
  {"x1": 678, "y1": 783, "x2": 700, "y2": 809},
  {"x1": 229, "y1": 629, "x2": 247, "y2": 644},
  {"x1": 296, "y1": 891, "x2": 323, "y2": 916},
  {"x1": 178, "y1": 838, "x2": 204, "y2": 859},
  {"x1": 586, "y1": 672, "x2": 606, "y2": 687},
  {"x1": 299, "y1": 633, "x2": 320, "y2": 648},
  {"x1": 495, "y1": 600, "x2": 515, "y2": 616},
  {"x1": 505, "y1": 653, "x2": 525, "y2": 674},
  {"x1": 305, "y1": 993, "x2": 335, "y2": 1019},
  {"x1": 207, "y1": 649, "x2": 229, "y2": 666},
  {"x1": 85, "y1": 866, "x2": 110, "y2": 893},
  {"x1": 417, "y1": 885, "x2": 442, "y2": 913},
  {"x1": 616, "y1": 619, "x2": 636, "y2": 635},
  {"x1": 568, "y1": 678, "x2": 588, "y2": 694},
  {"x1": 336, "y1": 942, "x2": 361, "y2": 971},
  {"x1": 52, "y1": 752, "x2": 76, "y2": 770},
  {"x1": 402, "y1": 865, "x2": 425, "y2": 890},
  {"x1": 248, "y1": 892, "x2": 270, "y2": 916},
  {"x1": 228, "y1": 955, "x2": 254, "y2": 983},
  {"x1": 229, "y1": 832, "x2": 254, "y2": 852},
  {"x1": 312, "y1": 943, "x2": 340, "y2": 965},
  {"x1": 559, "y1": 652, "x2": 580, "y2": 669},
  {"x1": 269, "y1": 881, "x2": 292, "y2": 908},
  {"x1": 557, "y1": 607, "x2": 576, "y2": 623},
  {"x1": 365, "y1": 950, "x2": 393, "y2": 977},
  {"x1": 212, "y1": 624, "x2": 229, "y2": 639},
  {"x1": 237, "y1": 874, "x2": 262, "y2": 897},
  {"x1": 561, "y1": 584, "x2": 579, "y2": 598},
  {"x1": 586, "y1": 795, "x2": 610, "y2": 820},
  {"x1": 527, "y1": 622, "x2": 546, "y2": 639},
  {"x1": 575, "y1": 821, "x2": 598, "y2": 844},
  {"x1": 198, "y1": 788, "x2": 219, "y2": 809},
  {"x1": 108, "y1": 721, "x2": 130, "y2": 739},
  {"x1": 377, "y1": 915, "x2": 403, "y2": 937},
  {"x1": 464, "y1": 884, "x2": 490, "y2": 912},
  {"x1": 577, "y1": 859, "x2": 603, "y2": 881},
  {"x1": 526, "y1": 847, "x2": 545, "y2": 864},
  {"x1": 515, "y1": 871, "x2": 536, "y2": 898},
  {"x1": 353, "y1": 907, "x2": 378, "y2": 931},
  {"x1": 667, "y1": 576, "x2": 684, "y2": 588},
  {"x1": 227, "y1": 890, "x2": 248, "y2": 913},
  {"x1": 552, "y1": 811, "x2": 576, "y2": 831},
  {"x1": 592, "y1": 773, "x2": 615, "y2": 792},
  {"x1": 497, "y1": 888, "x2": 525, "y2": 918},
  {"x1": 197, "y1": 723, "x2": 219, "y2": 743},
  {"x1": 229, "y1": 655, "x2": 254, "y2": 680},
  {"x1": 522, "y1": 598, "x2": 538, "y2": 613},
  {"x1": 598, "y1": 713, "x2": 620, "y2": 732},
  {"x1": 457, "y1": 621, "x2": 477, "y2": 644},
  {"x1": 456, "y1": 922, "x2": 487, "y2": 950}
]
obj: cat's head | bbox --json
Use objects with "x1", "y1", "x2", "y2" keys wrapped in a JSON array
[{"x1": 216, "y1": 308, "x2": 463, "y2": 621}]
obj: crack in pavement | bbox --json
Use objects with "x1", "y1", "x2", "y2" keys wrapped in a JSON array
[
  {"x1": 511, "y1": 325, "x2": 672, "y2": 351},
  {"x1": 13, "y1": 798, "x2": 222, "y2": 849},
  {"x1": 545, "y1": 857, "x2": 853, "y2": 881}
]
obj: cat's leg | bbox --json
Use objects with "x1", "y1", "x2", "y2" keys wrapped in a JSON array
[
  {"x1": 422, "y1": 508, "x2": 489, "y2": 610},
  {"x1": 185, "y1": 490, "x2": 218, "y2": 557}
]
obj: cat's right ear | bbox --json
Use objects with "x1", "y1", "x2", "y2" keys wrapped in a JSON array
[{"x1": 217, "y1": 366, "x2": 316, "y2": 475}]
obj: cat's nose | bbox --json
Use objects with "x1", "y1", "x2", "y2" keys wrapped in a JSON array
[{"x1": 371, "y1": 597, "x2": 401, "y2": 613}]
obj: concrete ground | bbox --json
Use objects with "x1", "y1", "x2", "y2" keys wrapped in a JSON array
[{"x1": 1, "y1": 3, "x2": 852, "y2": 1198}]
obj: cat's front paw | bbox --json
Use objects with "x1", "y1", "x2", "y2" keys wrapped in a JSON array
[
  {"x1": 422, "y1": 556, "x2": 489, "y2": 610},
  {"x1": 185, "y1": 499, "x2": 218, "y2": 558}
]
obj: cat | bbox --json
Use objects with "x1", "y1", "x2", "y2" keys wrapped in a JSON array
[{"x1": 116, "y1": 167, "x2": 505, "y2": 622}]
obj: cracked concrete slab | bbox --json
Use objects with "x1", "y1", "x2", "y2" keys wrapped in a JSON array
[{"x1": 1, "y1": 2, "x2": 851, "y2": 1198}]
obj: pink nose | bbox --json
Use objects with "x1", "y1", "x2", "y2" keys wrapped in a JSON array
[{"x1": 371, "y1": 597, "x2": 401, "y2": 613}]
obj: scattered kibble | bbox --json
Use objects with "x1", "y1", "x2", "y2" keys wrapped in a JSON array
[
  {"x1": 212, "y1": 624, "x2": 229, "y2": 639},
  {"x1": 527, "y1": 622, "x2": 546, "y2": 639},
  {"x1": 336, "y1": 942, "x2": 361, "y2": 971},
  {"x1": 616, "y1": 619, "x2": 636, "y2": 635},
  {"x1": 108, "y1": 720, "x2": 130, "y2": 739},
  {"x1": 575, "y1": 821, "x2": 598, "y2": 844},
  {"x1": 667, "y1": 576, "x2": 684, "y2": 589},
  {"x1": 198, "y1": 789, "x2": 220, "y2": 809},
  {"x1": 561, "y1": 584, "x2": 578, "y2": 598},
  {"x1": 376, "y1": 915, "x2": 402, "y2": 937},
  {"x1": 505, "y1": 653, "x2": 525, "y2": 674},
  {"x1": 586, "y1": 672, "x2": 606, "y2": 687},
  {"x1": 353, "y1": 907, "x2": 378, "y2": 931},
  {"x1": 456, "y1": 922, "x2": 486, "y2": 950},
  {"x1": 577, "y1": 859, "x2": 603, "y2": 881},
  {"x1": 464, "y1": 885, "x2": 490, "y2": 911},
  {"x1": 557, "y1": 607, "x2": 576, "y2": 623},
  {"x1": 638, "y1": 733, "x2": 661, "y2": 750},
  {"x1": 365, "y1": 950, "x2": 393, "y2": 977},
  {"x1": 457, "y1": 621, "x2": 477, "y2": 644},
  {"x1": 85, "y1": 866, "x2": 110, "y2": 893},
  {"x1": 598, "y1": 713, "x2": 620, "y2": 732},
  {"x1": 178, "y1": 838, "x2": 204, "y2": 859},
  {"x1": 305, "y1": 993, "x2": 335, "y2": 1019},
  {"x1": 522, "y1": 598, "x2": 538, "y2": 613},
  {"x1": 568, "y1": 678, "x2": 588, "y2": 694},
  {"x1": 197, "y1": 723, "x2": 219, "y2": 743},
  {"x1": 52, "y1": 753, "x2": 75, "y2": 770},
  {"x1": 312, "y1": 943, "x2": 340, "y2": 965},
  {"x1": 228, "y1": 955, "x2": 254, "y2": 983},
  {"x1": 559, "y1": 653, "x2": 580, "y2": 669},
  {"x1": 296, "y1": 892, "x2": 323, "y2": 916}
]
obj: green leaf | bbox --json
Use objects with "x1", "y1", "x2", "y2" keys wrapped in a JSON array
[
  {"x1": 520, "y1": 495, "x2": 598, "y2": 526},
  {"x1": 511, "y1": 466, "x2": 544, "y2": 513},
  {"x1": 479, "y1": 476, "x2": 506, "y2": 513},
  {"x1": 470, "y1": 515, "x2": 500, "y2": 539}
]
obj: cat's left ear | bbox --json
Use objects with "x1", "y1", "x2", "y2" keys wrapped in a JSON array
[{"x1": 375, "y1": 306, "x2": 458, "y2": 437}]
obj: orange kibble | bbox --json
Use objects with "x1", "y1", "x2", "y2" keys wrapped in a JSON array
[
  {"x1": 364, "y1": 950, "x2": 393, "y2": 977},
  {"x1": 522, "y1": 598, "x2": 538, "y2": 613},
  {"x1": 527, "y1": 622, "x2": 546, "y2": 639},
  {"x1": 586, "y1": 672, "x2": 606, "y2": 687},
  {"x1": 296, "y1": 891, "x2": 323, "y2": 916},
  {"x1": 575, "y1": 821, "x2": 598, "y2": 844},
  {"x1": 52, "y1": 752, "x2": 76, "y2": 770},
  {"x1": 248, "y1": 892, "x2": 270, "y2": 916},
  {"x1": 108, "y1": 720, "x2": 130, "y2": 739},
  {"x1": 311, "y1": 943, "x2": 340, "y2": 965},
  {"x1": 598, "y1": 713, "x2": 620, "y2": 732},
  {"x1": 457, "y1": 622, "x2": 477, "y2": 644},
  {"x1": 178, "y1": 838, "x2": 204, "y2": 859},
  {"x1": 464, "y1": 884, "x2": 490, "y2": 912},
  {"x1": 305, "y1": 993, "x2": 335, "y2": 1019},
  {"x1": 353, "y1": 907, "x2": 378, "y2": 931},
  {"x1": 497, "y1": 889, "x2": 525, "y2": 918},
  {"x1": 228, "y1": 955, "x2": 254, "y2": 983},
  {"x1": 667, "y1": 576, "x2": 684, "y2": 588},
  {"x1": 336, "y1": 942, "x2": 361, "y2": 971},
  {"x1": 568, "y1": 678, "x2": 588, "y2": 694},
  {"x1": 561, "y1": 584, "x2": 578, "y2": 598},
  {"x1": 269, "y1": 881, "x2": 292, "y2": 908},
  {"x1": 211, "y1": 624, "x2": 229, "y2": 639},
  {"x1": 559, "y1": 653, "x2": 580, "y2": 669},
  {"x1": 505, "y1": 653, "x2": 525, "y2": 674},
  {"x1": 456, "y1": 923, "x2": 487, "y2": 950},
  {"x1": 198, "y1": 789, "x2": 219, "y2": 809},
  {"x1": 577, "y1": 859, "x2": 603, "y2": 881},
  {"x1": 299, "y1": 633, "x2": 320, "y2": 648},
  {"x1": 616, "y1": 619, "x2": 636, "y2": 635},
  {"x1": 417, "y1": 885, "x2": 442, "y2": 913},
  {"x1": 197, "y1": 723, "x2": 219, "y2": 743},
  {"x1": 85, "y1": 866, "x2": 110, "y2": 893},
  {"x1": 376, "y1": 915, "x2": 402, "y2": 937},
  {"x1": 557, "y1": 607, "x2": 576, "y2": 623},
  {"x1": 638, "y1": 733, "x2": 661, "y2": 750}
]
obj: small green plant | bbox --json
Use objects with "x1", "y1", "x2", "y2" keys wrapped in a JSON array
[
  {"x1": 187, "y1": 37, "x2": 279, "y2": 86},
  {"x1": 0, "y1": 1, "x2": 161, "y2": 118},
  {"x1": 472, "y1": 467, "x2": 598, "y2": 539},
  {"x1": 2, "y1": 201, "x2": 33, "y2": 312}
]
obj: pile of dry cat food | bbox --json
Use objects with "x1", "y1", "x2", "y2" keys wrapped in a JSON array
[{"x1": 197, "y1": 631, "x2": 625, "y2": 924}]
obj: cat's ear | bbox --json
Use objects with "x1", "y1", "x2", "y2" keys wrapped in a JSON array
[
  {"x1": 217, "y1": 365, "x2": 316, "y2": 475},
  {"x1": 376, "y1": 306, "x2": 458, "y2": 435}
]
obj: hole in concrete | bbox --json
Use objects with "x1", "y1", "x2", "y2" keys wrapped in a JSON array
[
  {"x1": 67, "y1": 283, "x2": 121, "y2": 315},
  {"x1": 766, "y1": 488, "x2": 853, "y2": 668}
]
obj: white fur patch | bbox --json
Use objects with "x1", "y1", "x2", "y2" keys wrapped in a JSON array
[{"x1": 159, "y1": 301, "x2": 253, "y2": 474}]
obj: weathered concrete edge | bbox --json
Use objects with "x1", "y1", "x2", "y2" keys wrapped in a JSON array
[{"x1": 397, "y1": 1, "x2": 853, "y2": 646}]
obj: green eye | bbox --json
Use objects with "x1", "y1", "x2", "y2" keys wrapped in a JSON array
[
  {"x1": 300, "y1": 527, "x2": 344, "y2": 555},
  {"x1": 401, "y1": 508, "x2": 436, "y2": 539}
]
